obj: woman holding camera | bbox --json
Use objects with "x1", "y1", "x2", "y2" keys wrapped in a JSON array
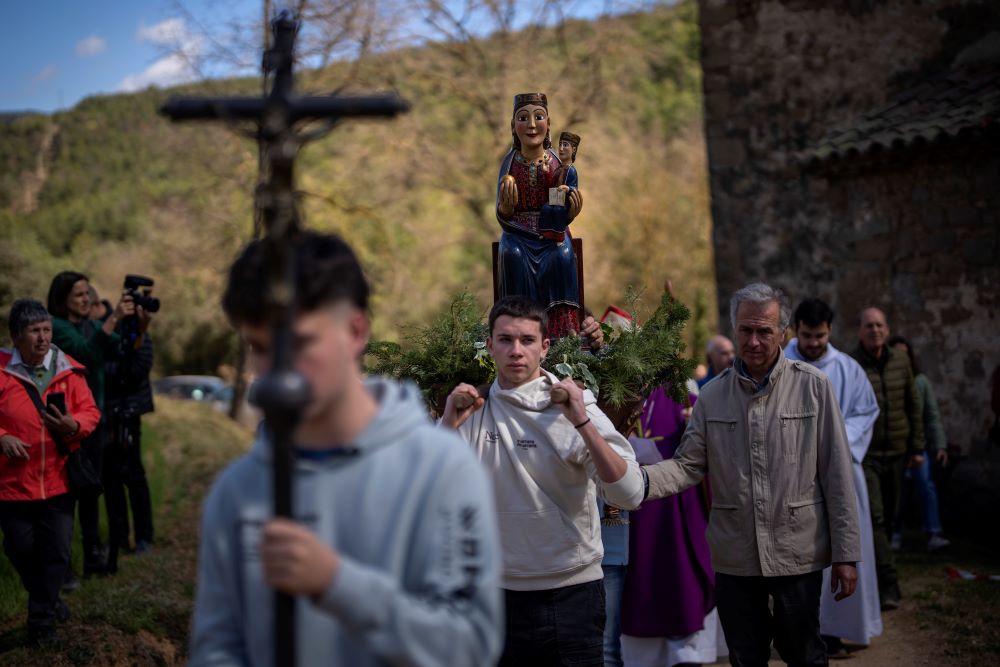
[
  {"x1": 0, "y1": 299, "x2": 101, "y2": 645},
  {"x1": 47, "y1": 271, "x2": 134, "y2": 576}
]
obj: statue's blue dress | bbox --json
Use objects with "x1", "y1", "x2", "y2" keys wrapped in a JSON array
[{"x1": 495, "y1": 148, "x2": 580, "y2": 335}]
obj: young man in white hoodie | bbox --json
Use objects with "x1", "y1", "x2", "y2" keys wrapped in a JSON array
[{"x1": 442, "y1": 295, "x2": 645, "y2": 666}]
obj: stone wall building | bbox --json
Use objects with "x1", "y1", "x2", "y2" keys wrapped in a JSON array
[{"x1": 698, "y1": 0, "x2": 999, "y2": 459}]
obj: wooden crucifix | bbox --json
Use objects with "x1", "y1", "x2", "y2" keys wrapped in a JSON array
[{"x1": 159, "y1": 12, "x2": 408, "y2": 667}]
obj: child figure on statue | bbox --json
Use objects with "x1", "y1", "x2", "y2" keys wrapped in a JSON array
[
  {"x1": 541, "y1": 130, "x2": 581, "y2": 241},
  {"x1": 496, "y1": 93, "x2": 583, "y2": 339},
  {"x1": 555, "y1": 131, "x2": 581, "y2": 188}
]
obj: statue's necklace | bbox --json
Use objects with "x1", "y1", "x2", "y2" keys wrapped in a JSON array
[{"x1": 515, "y1": 151, "x2": 550, "y2": 187}]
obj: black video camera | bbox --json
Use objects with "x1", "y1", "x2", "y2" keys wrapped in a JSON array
[{"x1": 124, "y1": 275, "x2": 161, "y2": 313}]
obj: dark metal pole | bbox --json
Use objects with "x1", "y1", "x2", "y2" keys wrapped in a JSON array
[{"x1": 257, "y1": 15, "x2": 302, "y2": 666}]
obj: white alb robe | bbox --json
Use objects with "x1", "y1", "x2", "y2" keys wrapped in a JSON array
[
  {"x1": 785, "y1": 339, "x2": 883, "y2": 645},
  {"x1": 621, "y1": 609, "x2": 728, "y2": 667}
]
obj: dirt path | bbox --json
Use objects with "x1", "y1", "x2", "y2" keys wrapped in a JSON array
[
  {"x1": 809, "y1": 603, "x2": 939, "y2": 665},
  {"x1": 700, "y1": 601, "x2": 940, "y2": 665},
  {"x1": 14, "y1": 121, "x2": 59, "y2": 215},
  {"x1": 702, "y1": 550, "x2": 1000, "y2": 667},
  {"x1": 699, "y1": 607, "x2": 937, "y2": 666}
]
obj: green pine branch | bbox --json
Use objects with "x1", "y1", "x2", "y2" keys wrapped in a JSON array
[{"x1": 367, "y1": 289, "x2": 695, "y2": 413}]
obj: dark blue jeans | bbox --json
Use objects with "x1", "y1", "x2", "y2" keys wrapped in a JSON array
[
  {"x1": 716, "y1": 570, "x2": 826, "y2": 667},
  {"x1": 500, "y1": 579, "x2": 606, "y2": 667},
  {"x1": 602, "y1": 564, "x2": 626, "y2": 667},
  {"x1": 0, "y1": 493, "x2": 75, "y2": 631},
  {"x1": 895, "y1": 451, "x2": 944, "y2": 535}
]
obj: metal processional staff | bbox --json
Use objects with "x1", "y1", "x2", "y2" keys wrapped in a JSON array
[{"x1": 160, "y1": 12, "x2": 409, "y2": 666}]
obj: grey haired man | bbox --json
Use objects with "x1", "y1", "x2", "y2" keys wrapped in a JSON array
[{"x1": 642, "y1": 282, "x2": 861, "y2": 667}]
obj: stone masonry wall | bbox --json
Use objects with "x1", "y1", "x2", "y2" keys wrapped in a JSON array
[
  {"x1": 699, "y1": 0, "x2": 1000, "y2": 451},
  {"x1": 827, "y1": 151, "x2": 999, "y2": 448}
]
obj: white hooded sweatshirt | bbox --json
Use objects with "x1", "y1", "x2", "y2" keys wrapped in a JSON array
[{"x1": 455, "y1": 369, "x2": 644, "y2": 591}]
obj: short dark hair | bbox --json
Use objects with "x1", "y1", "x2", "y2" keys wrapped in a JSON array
[
  {"x1": 9, "y1": 299, "x2": 50, "y2": 342},
  {"x1": 794, "y1": 298, "x2": 835, "y2": 329},
  {"x1": 488, "y1": 296, "x2": 548, "y2": 339},
  {"x1": 222, "y1": 230, "x2": 370, "y2": 326},
  {"x1": 47, "y1": 271, "x2": 89, "y2": 319},
  {"x1": 887, "y1": 335, "x2": 920, "y2": 375}
]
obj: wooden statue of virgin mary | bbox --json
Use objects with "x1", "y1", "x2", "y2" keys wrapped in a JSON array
[{"x1": 495, "y1": 93, "x2": 583, "y2": 339}]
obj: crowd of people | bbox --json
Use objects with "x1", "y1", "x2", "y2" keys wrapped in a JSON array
[
  {"x1": 183, "y1": 231, "x2": 954, "y2": 667},
  {"x1": 0, "y1": 272, "x2": 157, "y2": 645},
  {"x1": 604, "y1": 293, "x2": 955, "y2": 666},
  {"x1": 1, "y1": 232, "x2": 956, "y2": 666}
]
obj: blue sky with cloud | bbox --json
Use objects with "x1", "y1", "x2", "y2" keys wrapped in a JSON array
[
  {"x1": 0, "y1": 0, "x2": 256, "y2": 113},
  {"x1": 1, "y1": 0, "x2": 642, "y2": 114}
]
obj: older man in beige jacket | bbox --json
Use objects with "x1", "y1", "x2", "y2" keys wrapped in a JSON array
[{"x1": 643, "y1": 283, "x2": 860, "y2": 667}]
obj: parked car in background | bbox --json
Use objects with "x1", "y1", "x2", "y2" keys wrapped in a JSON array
[
  {"x1": 153, "y1": 375, "x2": 228, "y2": 403},
  {"x1": 153, "y1": 375, "x2": 262, "y2": 427}
]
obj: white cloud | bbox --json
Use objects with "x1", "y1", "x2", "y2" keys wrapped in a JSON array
[
  {"x1": 36, "y1": 64, "x2": 57, "y2": 81},
  {"x1": 117, "y1": 18, "x2": 203, "y2": 92},
  {"x1": 75, "y1": 35, "x2": 107, "y2": 58},
  {"x1": 118, "y1": 53, "x2": 198, "y2": 92},
  {"x1": 137, "y1": 18, "x2": 192, "y2": 47}
]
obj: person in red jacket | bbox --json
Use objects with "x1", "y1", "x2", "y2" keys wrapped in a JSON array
[{"x1": 0, "y1": 299, "x2": 101, "y2": 646}]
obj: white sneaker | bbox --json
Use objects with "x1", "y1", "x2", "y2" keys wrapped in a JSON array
[
  {"x1": 927, "y1": 534, "x2": 951, "y2": 552},
  {"x1": 890, "y1": 533, "x2": 902, "y2": 551}
]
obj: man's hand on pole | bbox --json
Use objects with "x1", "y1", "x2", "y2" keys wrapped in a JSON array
[
  {"x1": 442, "y1": 383, "x2": 484, "y2": 429},
  {"x1": 261, "y1": 518, "x2": 340, "y2": 598},
  {"x1": 552, "y1": 377, "x2": 628, "y2": 486},
  {"x1": 550, "y1": 377, "x2": 587, "y2": 425},
  {"x1": 579, "y1": 315, "x2": 603, "y2": 351}
]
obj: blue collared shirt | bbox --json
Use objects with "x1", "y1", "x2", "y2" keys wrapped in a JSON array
[{"x1": 734, "y1": 356, "x2": 778, "y2": 394}]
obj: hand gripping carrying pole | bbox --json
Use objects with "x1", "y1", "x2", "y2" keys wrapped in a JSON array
[{"x1": 160, "y1": 12, "x2": 408, "y2": 666}]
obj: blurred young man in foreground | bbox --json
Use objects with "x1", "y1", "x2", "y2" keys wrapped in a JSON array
[{"x1": 190, "y1": 231, "x2": 503, "y2": 667}]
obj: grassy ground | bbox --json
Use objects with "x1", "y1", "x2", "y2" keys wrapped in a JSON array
[
  {"x1": 0, "y1": 398, "x2": 250, "y2": 666},
  {"x1": 896, "y1": 534, "x2": 1000, "y2": 665}
]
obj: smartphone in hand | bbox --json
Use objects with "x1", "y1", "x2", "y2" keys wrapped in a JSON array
[{"x1": 46, "y1": 392, "x2": 66, "y2": 415}]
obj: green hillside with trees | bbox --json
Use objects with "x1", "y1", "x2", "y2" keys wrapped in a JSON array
[{"x1": 0, "y1": 0, "x2": 714, "y2": 377}]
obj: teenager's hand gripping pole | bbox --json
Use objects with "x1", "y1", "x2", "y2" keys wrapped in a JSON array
[{"x1": 160, "y1": 12, "x2": 408, "y2": 666}]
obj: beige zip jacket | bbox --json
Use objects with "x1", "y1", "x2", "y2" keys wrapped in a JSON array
[{"x1": 644, "y1": 349, "x2": 861, "y2": 577}]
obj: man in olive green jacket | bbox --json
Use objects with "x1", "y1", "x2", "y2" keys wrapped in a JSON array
[
  {"x1": 851, "y1": 307, "x2": 924, "y2": 610},
  {"x1": 644, "y1": 283, "x2": 860, "y2": 667}
]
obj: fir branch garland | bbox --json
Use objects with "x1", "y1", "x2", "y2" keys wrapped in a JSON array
[{"x1": 365, "y1": 289, "x2": 695, "y2": 415}]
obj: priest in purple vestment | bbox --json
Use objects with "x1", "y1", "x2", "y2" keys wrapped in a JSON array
[{"x1": 621, "y1": 387, "x2": 726, "y2": 667}]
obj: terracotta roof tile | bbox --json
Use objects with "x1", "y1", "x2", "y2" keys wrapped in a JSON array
[{"x1": 799, "y1": 65, "x2": 1000, "y2": 165}]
